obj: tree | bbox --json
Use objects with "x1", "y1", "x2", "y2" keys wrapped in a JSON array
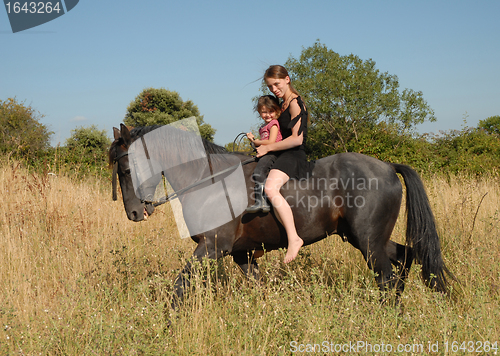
[
  {"x1": 478, "y1": 115, "x2": 500, "y2": 136},
  {"x1": 0, "y1": 97, "x2": 52, "y2": 158},
  {"x1": 280, "y1": 41, "x2": 435, "y2": 156},
  {"x1": 124, "y1": 88, "x2": 216, "y2": 141}
]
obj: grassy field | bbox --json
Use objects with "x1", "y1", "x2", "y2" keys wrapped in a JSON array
[{"x1": 0, "y1": 161, "x2": 498, "y2": 355}]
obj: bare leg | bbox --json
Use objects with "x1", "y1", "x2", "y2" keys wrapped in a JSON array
[{"x1": 265, "y1": 169, "x2": 303, "y2": 263}]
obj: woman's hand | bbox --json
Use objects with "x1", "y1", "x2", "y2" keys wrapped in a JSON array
[
  {"x1": 256, "y1": 144, "x2": 270, "y2": 157},
  {"x1": 246, "y1": 132, "x2": 255, "y2": 141}
]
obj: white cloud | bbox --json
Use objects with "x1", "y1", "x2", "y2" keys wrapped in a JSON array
[{"x1": 71, "y1": 116, "x2": 87, "y2": 122}]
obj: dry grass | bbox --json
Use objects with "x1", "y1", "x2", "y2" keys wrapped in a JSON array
[{"x1": 0, "y1": 161, "x2": 498, "y2": 355}]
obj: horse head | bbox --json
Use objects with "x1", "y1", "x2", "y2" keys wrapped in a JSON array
[{"x1": 110, "y1": 124, "x2": 156, "y2": 222}]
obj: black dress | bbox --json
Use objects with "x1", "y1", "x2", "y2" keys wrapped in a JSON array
[{"x1": 271, "y1": 96, "x2": 311, "y2": 180}]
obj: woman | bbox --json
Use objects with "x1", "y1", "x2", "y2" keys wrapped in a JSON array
[{"x1": 256, "y1": 65, "x2": 310, "y2": 263}]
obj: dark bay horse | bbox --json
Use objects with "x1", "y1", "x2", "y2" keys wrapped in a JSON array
[{"x1": 110, "y1": 123, "x2": 452, "y2": 306}]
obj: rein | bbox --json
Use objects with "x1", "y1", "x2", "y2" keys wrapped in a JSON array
[{"x1": 232, "y1": 132, "x2": 256, "y2": 153}]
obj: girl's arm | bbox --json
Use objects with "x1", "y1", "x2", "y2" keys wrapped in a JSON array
[
  {"x1": 252, "y1": 125, "x2": 279, "y2": 146},
  {"x1": 256, "y1": 101, "x2": 303, "y2": 157}
]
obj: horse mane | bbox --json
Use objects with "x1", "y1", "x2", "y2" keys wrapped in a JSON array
[{"x1": 109, "y1": 124, "x2": 229, "y2": 167}]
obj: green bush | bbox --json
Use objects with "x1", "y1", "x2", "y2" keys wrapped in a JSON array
[
  {"x1": 306, "y1": 122, "x2": 435, "y2": 172},
  {"x1": 478, "y1": 115, "x2": 500, "y2": 136},
  {"x1": 430, "y1": 127, "x2": 500, "y2": 175},
  {"x1": 0, "y1": 97, "x2": 52, "y2": 161},
  {"x1": 22, "y1": 125, "x2": 112, "y2": 179},
  {"x1": 52, "y1": 125, "x2": 111, "y2": 178}
]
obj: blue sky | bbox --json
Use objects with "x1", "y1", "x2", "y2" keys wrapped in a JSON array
[{"x1": 1, "y1": 1, "x2": 499, "y2": 147}]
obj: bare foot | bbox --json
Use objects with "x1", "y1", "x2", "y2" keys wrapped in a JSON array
[{"x1": 284, "y1": 236, "x2": 303, "y2": 263}]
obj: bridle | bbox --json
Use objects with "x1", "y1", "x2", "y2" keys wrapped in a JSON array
[
  {"x1": 111, "y1": 143, "x2": 256, "y2": 207},
  {"x1": 111, "y1": 146, "x2": 129, "y2": 201}
]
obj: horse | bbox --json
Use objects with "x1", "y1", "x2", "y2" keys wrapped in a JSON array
[{"x1": 109, "y1": 123, "x2": 453, "y2": 308}]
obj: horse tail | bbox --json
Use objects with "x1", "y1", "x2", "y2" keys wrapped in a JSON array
[{"x1": 391, "y1": 163, "x2": 453, "y2": 293}]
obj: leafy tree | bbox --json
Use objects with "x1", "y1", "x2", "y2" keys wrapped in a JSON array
[
  {"x1": 124, "y1": 88, "x2": 216, "y2": 141},
  {"x1": 0, "y1": 97, "x2": 52, "y2": 158},
  {"x1": 478, "y1": 115, "x2": 500, "y2": 136},
  {"x1": 280, "y1": 41, "x2": 435, "y2": 156}
]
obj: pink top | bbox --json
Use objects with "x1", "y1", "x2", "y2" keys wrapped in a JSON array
[{"x1": 258, "y1": 119, "x2": 282, "y2": 143}]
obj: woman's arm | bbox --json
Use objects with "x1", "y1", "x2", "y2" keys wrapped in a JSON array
[{"x1": 256, "y1": 100, "x2": 303, "y2": 157}]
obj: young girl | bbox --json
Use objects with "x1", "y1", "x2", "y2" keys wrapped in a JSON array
[
  {"x1": 256, "y1": 65, "x2": 310, "y2": 264},
  {"x1": 245, "y1": 95, "x2": 283, "y2": 214}
]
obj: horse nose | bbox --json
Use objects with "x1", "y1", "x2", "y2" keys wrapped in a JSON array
[{"x1": 128, "y1": 209, "x2": 144, "y2": 222}]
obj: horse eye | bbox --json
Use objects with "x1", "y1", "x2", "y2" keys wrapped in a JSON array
[{"x1": 124, "y1": 168, "x2": 131, "y2": 175}]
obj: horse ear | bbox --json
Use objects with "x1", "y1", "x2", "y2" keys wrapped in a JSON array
[
  {"x1": 120, "y1": 123, "x2": 132, "y2": 146},
  {"x1": 113, "y1": 127, "x2": 121, "y2": 140}
]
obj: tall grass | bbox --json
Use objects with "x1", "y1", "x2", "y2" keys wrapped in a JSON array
[{"x1": 0, "y1": 161, "x2": 498, "y2": 355}]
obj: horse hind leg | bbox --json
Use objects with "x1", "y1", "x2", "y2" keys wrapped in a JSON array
[
  {"x1": 386, "y1": 240, "x2": 414, "y2": 297},
  {"x1": 350, "y1": 230, "x2": 399, "y2": 300},
  {"x1": 342, "y1": 225, "x2": 396, "y2": 298},
  {"x1": 363, "y1": 246, "x2": 396, "y2": 293}
]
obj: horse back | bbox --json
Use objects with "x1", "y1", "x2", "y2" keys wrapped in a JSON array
[{"x1": 233, "y1": 153, "x2": 401, "y2": 250}]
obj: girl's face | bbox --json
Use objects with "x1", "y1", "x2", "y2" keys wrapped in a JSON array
[
  {"x1": 264, "y1": 76, "x2": 290, "y2": 99},
  {"x1": 259, "y1": 106, "x2": 278, "y2": 124}
]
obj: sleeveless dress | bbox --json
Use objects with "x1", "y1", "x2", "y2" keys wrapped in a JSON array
[{"x1": 271, "y1": 96, "x2": 311, "y2": 180}]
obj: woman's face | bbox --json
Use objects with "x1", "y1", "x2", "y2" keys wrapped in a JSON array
[{"x1": 265, "y1": 76, "x2": 290, "y2": 99}]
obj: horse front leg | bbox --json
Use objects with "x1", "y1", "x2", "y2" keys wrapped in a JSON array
[
  {"x1": 171, "y1": 237, "x2": 224, "y2": 310},
  {"x1": 232, "y1": 250, "x2": 262, "y2": 281}
]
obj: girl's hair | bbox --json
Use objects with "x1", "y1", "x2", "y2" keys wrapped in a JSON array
[
  {"x1": 255, "y1": 95, "x2": 281, "y2": 116},
  {"x1": 263, "y1": 65, "x2": 300, "y2": 97}
]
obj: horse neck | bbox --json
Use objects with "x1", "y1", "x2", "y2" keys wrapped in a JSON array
[
  {"x1": 162, "y1": 156, "x2": 211, "y2": 193},
  {"x1": 131, "y1": 125, "x2": 242, "y2": 195},
  {"x1": 162, "y1": 150, "x2": 247, "y2": 195},
  {"x1": 135, "y1": 131, "x2": 215, "y2": 193}
]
